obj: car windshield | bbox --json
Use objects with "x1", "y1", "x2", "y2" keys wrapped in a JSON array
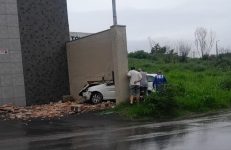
[
  {"x1": 106, "y1": 81, "x2": 114, "y2": 86},
  {"x1": 147, "y1": 76, "x2": 154, "y2": 82}
]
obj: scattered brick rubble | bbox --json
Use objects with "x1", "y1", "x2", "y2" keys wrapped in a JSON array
[{"x1": 0, "y1": 101, "x2": 115, "y2": 121}]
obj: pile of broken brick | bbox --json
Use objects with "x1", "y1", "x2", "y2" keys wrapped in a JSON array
[{"x1": 0, "y1": 101, "x2": 115, "y2": 121}]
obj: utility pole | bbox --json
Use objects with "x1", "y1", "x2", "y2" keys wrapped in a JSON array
[
  {"x1": 216, "y1": 40, "x2": 220, "y2": 57},
  {"x1": 112, "y1": 0, "x2": 117, "y2": 25}
]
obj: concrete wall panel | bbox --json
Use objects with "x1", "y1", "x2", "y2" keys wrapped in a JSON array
[
  {"x1": 6, "y1": 15, "x2": 19, "y2": 26},
  {"x1": 13, "y1": 85, "x2": 25, "y2": 97},
  {"x1": 17, "y1": 0, "x2": 70, "y2": 105},
  {"x1": 6, "y1": 3, "x2": 17, "y2": 14},
  {"x1": 0, "y1": 0, "x2": 25, "y2": 106},
  {"x1": 7, "y1": 26, "x2": 20, "y2": 38},
  {"x1": 0, "y1": 26, "x2": 8, "y2": 38},
  {"x1": 67, "y1": 26, "x2": 129, "y2": 103},
  {"x1": 111, "y1": 26, "x2": 129, "y2": 103},
  {"x1": 1, "y1": 0, "x2": 70, "y2": 106},
  {"x1": 1, "y1": 86, "x2": 14, "y2": 99},
  {"x1": 67, "y1": 30, "x2": 114, "y2": 99},
  {"x1": 0, "y1": 3, "x2": 6, "y2": 14},
  {"x1": 0, "y1": 53, "x2": 10, "y2": 62},
  {"x1": 0, "y1": 75, "x2": 13, "y2": 86},
  {"x1": 0, "y1": 15, "x2": 6, "y2": 26},
  {"x1": 7, "y1": 39, "x2": 21, "y2": 51}
]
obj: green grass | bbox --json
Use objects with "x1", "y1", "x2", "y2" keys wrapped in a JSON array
[{"x1": 114, "y1": 55, "x2": 231, "y2": 119}]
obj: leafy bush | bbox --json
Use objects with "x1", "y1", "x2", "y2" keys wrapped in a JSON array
[
  {"x1": 215, "y1": 59, "x2": 231, "y2": 71},
  {"x1": 114, "y1": 84, "x2": 185, "y2": 119},
  {"x1": 128, "y1": 50, "x2": 150, "y2": 59},
  {"x1": 142, "y1": 63, "x2": 152, "y2": 68},
  {"x1": 182, "y1": 63, "x2": 192, "y2": 70},
  {"x1": 175, "y1": 83, "x2": 186, "y2": 96},
  {"x1": 220, "y1": 78, "x2": 231, "y2": 91},
  {"x1": 202, "y1": 54, "x2": 210, "y2": 60},
  {"x1": 161, "y1": 66, "x2": 170, "y2": 73},
  {"x1": 192, "y1": 65, "x2": 206, "y2": 72},
  {"x1": 205, "y1": 71, "x2": 219, "y2": 77},
  {"x1": 201, "y1": 95, "x2": 216, "y2": 108},
  {"x1": 144, "y1": 84, "x2": 180, "y2": 117}
]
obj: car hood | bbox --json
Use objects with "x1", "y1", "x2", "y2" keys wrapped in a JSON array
[
  {"x1": 79, "y1": 83, "x2": 106, "y2": 96},
  {"x1": 87, "y1": 84, "x2": 106, "y2": 92}
]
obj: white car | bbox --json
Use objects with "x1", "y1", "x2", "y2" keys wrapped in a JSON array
[{"x1": 79, "y1": 74, "x2": 157, "y2": 104}]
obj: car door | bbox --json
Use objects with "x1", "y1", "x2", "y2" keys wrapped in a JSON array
[
  {"x1": 147, "y1": 75, "x2": 155, "y2": 92},
  {"x1": 101, "y1": 84, "x2": 116, "y2": 100}
]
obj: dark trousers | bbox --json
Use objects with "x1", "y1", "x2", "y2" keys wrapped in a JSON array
[{"x1": 140, "y1": 86, "x2": 148, "y2": 97}]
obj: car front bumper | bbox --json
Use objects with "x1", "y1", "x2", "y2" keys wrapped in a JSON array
[{"x1": 82, "y1": 91, "x2": 91, "y2": 100}]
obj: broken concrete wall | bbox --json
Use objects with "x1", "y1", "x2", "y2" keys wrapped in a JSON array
[
  {"x1": 67, "y1": 29, "x2": 114, "y2": 99},
  {"x1": 67, "y1": 26, "x2": 129, "y2": 103}
]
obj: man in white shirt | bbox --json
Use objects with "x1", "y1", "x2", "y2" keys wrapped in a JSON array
[{"x1": 127, "y1": 67, "x2": 142, "y2": 104}]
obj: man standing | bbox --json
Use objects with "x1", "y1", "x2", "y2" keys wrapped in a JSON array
[
  {"x1": 153, "y1": 71, "x2": 167, "y2": 92},
  {"x1": 127, "y1": 67, "x2": 142, "y2": 104},
  {"x1": 139, "y1": 68, "x2": 148, "y2": 98}
]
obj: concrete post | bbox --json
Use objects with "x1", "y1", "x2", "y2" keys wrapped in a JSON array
[{"x1": 110, "y1": 25, "x2": 129, "y2": 104}]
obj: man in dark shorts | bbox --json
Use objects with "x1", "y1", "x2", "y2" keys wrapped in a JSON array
[
  {"x1": 127, "y1": 67, "x2": 142, "y2": 104},
  {"x1": 139, "y1": 68, "x2": 148, "y2": 99}
]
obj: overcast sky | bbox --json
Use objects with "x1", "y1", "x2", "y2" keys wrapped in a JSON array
[{"x1": 67, "y1": 0, "x2": 230, "y2": 53}]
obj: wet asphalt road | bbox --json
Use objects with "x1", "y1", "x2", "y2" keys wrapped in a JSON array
[{"x1": 1, "y1": 112, "x2": 231, "y2": 150}]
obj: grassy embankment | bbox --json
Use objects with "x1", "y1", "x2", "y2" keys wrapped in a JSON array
[{"x1": 114, "y1": 53, "x2": 231, "y2": 119}]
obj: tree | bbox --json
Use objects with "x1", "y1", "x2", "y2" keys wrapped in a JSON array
[
  {"x1": 128, "y1": 50, "x2": 150, "y2": 59},
  {"x1": 150, "y1": 43, "x2": 167, "y2": 55},
  {"x1": 194, "y1": 27, "x2": 216, "y2": 58},
  {"x1": 219, "y1": 47, "x2": 231, "y2": 54},
  {"x1": 177, "y1": 41, "x2": 191, "y2": 62}
]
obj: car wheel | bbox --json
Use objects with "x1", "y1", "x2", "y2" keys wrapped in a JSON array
[{"x1": 91, "y1": 92, "x2": 103, "y2": 104}]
